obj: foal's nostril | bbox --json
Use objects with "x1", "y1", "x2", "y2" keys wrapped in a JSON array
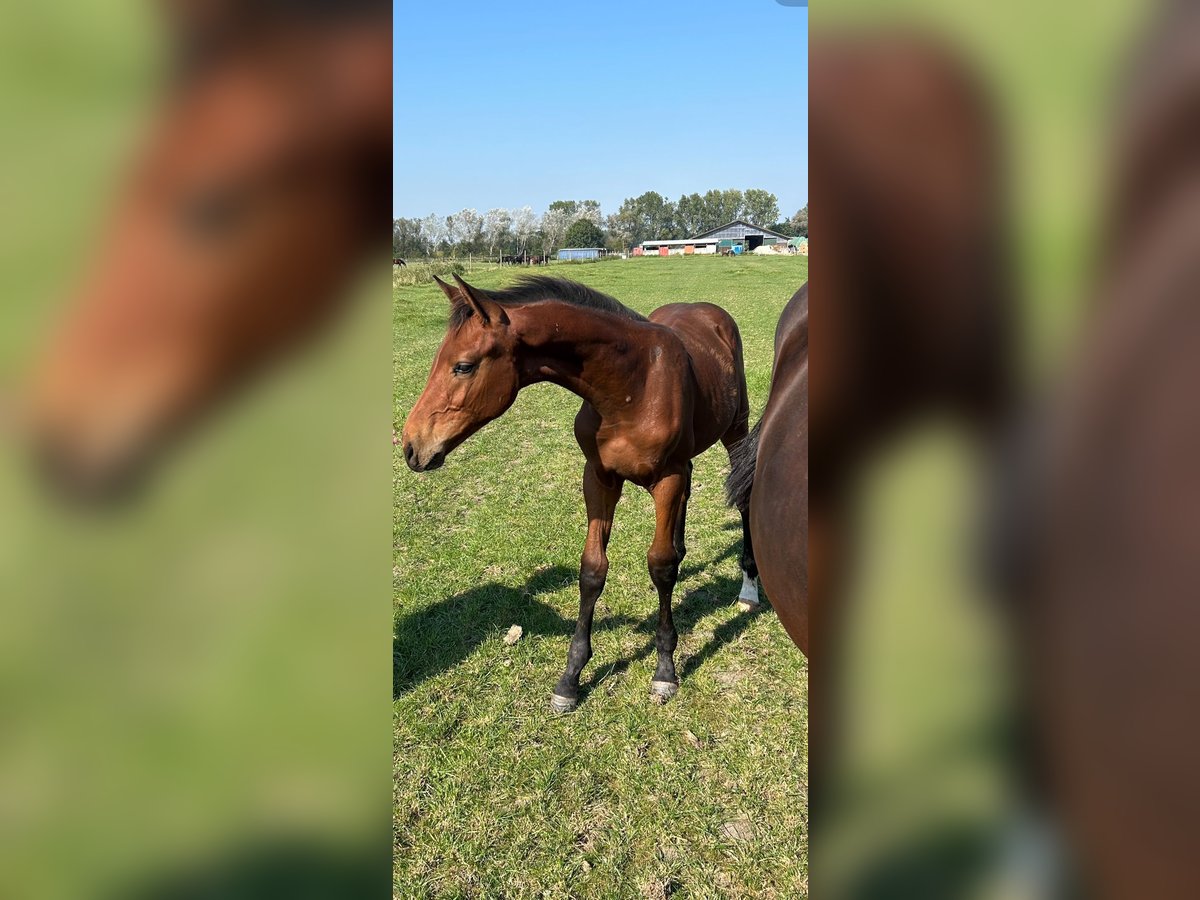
[
  {"x1": 34, "y1": 435, "x2": 73, "y2": 493},
  {"x1": 31, "y1": 431, "x2": 145, "y2": 507},
  {"x1": 32, "y1": 434, "x2": 106, "y2": 504}
]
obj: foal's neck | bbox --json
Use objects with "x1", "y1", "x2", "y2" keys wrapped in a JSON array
[{"x1": 513, "y1": 303, "x2": 656, "y2": 416}]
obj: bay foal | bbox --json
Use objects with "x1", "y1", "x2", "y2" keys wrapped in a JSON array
[{"x1": 402, "y1": 275, "x2": 757, "y2": 711}]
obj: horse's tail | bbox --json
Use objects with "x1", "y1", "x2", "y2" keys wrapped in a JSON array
[{"x1": 725, "y1": 417, "x2": 762, "y2": 513}]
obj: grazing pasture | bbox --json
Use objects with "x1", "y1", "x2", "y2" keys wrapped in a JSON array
[{"x1": 394, "y1": 255, "x2": 809, "y2": 898}]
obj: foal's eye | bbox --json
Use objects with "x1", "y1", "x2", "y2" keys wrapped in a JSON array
[
  {"x1": 180, "y1": 185, "x2": 248, "y2": 240},
  {"x1": 452, "y1": 361, "x2": 477, "y2": 376}
]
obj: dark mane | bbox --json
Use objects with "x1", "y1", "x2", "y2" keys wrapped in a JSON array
[{"x1": 451, "y1": 275, "x2": 647, "y2": 327}]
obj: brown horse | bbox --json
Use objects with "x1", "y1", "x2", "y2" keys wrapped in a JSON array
[
  {"x1": 1000, "y1": 3, "x2": 1200, "y2": 895},
  {"x1": 727, "y1": 284, "x2": 809, "y2": 655},
  {"x1": 25, "y1": 0, "x2": 390, "y2": 500},
  {"x1": 801, "y1": 32, "x2": 1015, "y2": 827},
  {"x1": 401, "y1": 274, "x2": 757, "y2": 711}
]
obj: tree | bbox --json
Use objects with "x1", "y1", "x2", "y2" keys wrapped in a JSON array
[
  {"x1": 575, "y1": 200, "x2": 603, "y2": 226},
  {"x1": 787, "y1": 205, "x2": 808, "y2": 237},
  {"x1": 392, "y1": 217, "x2": 428, "y2": 257},
  {"x1": 548, "y1": 199, "x2": 602, "y2": 225},
  {"x1": 445, "y1": 208, "x2": 483, "y2": 256},
  {"x1": 614, "y1": 191, "x2": 677, "y2": 245},
  {"x1": 512, "y1": 206, "x2": 538, "y2": 255},
  {"x1": 701, "y1": 189, "x2": 743, "y2": 228},
  {"x1": 483, "y1": 208, "x2": 512, "y2": 259},
  {"x1": 562, "y1": 218, "x2": 605, "y2": 249},
  {"x1": 675, "y1": 192, "x2": 707, "y2": 237},
  {"x1": 606, "y1": 210, "x2": 636, "y2": 251},
  {"x1": 742, "y1": 189, "x2": 780, "y2": 228},
  {"x1": 540, "y1": 206, "x2": 572, "y2": 255},
  {"x1": 420, "y1": 213, "x2": 446, "y2": 256}
]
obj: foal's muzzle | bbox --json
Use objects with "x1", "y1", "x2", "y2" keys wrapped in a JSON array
[{"x1": 403, "y1": 440, "x2": 445, "y2": 472}]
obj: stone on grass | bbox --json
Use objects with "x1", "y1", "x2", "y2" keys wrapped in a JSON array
[
  {"x1": 503, "y1": 624, "x2": 523, "y2": 646},
  {"x1": 719, "y1": 817, "x2": 755, "y2": 843}
]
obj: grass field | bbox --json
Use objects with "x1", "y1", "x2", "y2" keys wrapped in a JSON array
[{"x1": 393, "y1": 255, "x2": 809, "y2": 899}]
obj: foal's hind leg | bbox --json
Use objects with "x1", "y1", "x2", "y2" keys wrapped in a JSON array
[
  {"x1": 673, "y1": 461, "x2": 693, "y2": 563},
  {"x1": 551, "y1": 462, "x2": 622, "y2": 713},
  {"x1": 647, "y1": 469, "x2": 688, "y2": 702}
]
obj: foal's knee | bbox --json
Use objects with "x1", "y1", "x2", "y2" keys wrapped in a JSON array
[
  {"x1": 647, "y1": 548, "x2": 679, "y2": 592},
  {"x1": 580, "y1": 550, "x2": 609, "y2": 597}
]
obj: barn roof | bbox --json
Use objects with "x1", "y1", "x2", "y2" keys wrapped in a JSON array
[{"x1": 691, "y1": 219, "x2": 793, "y2": 241}]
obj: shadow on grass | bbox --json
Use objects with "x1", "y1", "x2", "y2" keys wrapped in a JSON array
[
  {"x1": 577, "y1": 561, "x2": 770, "y2": 702},
  {"x1": 114, "y1": 835, "x2": 388, "y2": 900},
  {"x1": 394, "y1": 565, "x2": 640, "y2": 698},
  {"x1": 840, "y1": 821, "x2": 996, "y2": 900},
  {"x1": 394, "y1": 539, "x2": 770, "y2": 703}
]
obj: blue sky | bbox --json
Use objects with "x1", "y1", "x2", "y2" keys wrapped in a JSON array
[{"x1": 393, "y1": 0, "x2": 807, "y2": 220}]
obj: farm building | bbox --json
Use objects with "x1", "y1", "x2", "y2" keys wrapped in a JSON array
[
  {"x1": 557, "y1": 247, "x2": 603, "y2": 261},
  {"x1": 694, "y1": 220, "x2": 793, "y2": 251},
  {"x1": 636, "y1": 239, "x2": 719, "y2": 256},
  {"x1": 639, "y1": 220, "x2": 795, "y2": 256}
]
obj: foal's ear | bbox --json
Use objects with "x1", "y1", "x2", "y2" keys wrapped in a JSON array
[
  {"x1": 452, "y1": 275, "x2": 509, "y2": 327},
  {"x1": 432, "y1": 274, "x2": 475, "y2": 319},
  {"x1": 432, "y1": 274, "x2": 460, "y2": 302}
]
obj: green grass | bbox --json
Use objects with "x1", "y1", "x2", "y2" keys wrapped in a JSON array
[{"x1": 393, "y1": 255, "x2": 809, "y2": 899}]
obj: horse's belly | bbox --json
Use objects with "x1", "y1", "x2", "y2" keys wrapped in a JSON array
[{"x1": 752, "y1": 364, "x2": 808, "y2": 654}]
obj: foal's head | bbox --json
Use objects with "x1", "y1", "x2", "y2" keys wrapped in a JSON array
[
  {"x1": 26, "y1": 2, "x2": 389, "y2": 500},
  {"x1": 402, "y1": 276, "x2": 520, "y2": 472}
]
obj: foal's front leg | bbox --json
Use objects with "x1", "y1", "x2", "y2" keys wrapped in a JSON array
[
  {"x1": 551, "y1": 462, "x2": 623, "y2": 713},
  {"x1": 647, "y1": 470, "x2": 688, "y2": 702}
]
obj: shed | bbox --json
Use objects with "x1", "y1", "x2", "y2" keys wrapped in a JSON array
[{"x1": 557, "y1": 247, "x2": 603, "y2": 261}]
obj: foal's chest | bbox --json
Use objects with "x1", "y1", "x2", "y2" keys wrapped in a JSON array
[{"x1": 588, "y1": 414, "x2": 679, "y2": 485}]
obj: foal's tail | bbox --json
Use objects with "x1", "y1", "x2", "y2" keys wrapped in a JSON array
[{"x1": 725, "y1": 418, "x2": 762, "y2": 513}]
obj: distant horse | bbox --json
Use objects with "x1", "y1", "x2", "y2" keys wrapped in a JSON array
[
  {"x1": 393, "y1": 257, "x2": 407, "y2": 267},
  {"x1": 727, "y1": 284, "x2": 808, "y2": 654},
  {"x1": 26, "y1": 0, "x2": 391, "y2": 499},
  {"x1": 401, "y1": 275, "x2": 757, "y2": 711}
]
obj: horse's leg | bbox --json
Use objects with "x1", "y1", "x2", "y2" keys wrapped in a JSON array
[
  {"x1": 550, "y1": 461, "x2": 622, "y2": 713},
  {"x1": 736, "y1": 505, "x2": 760, "y2": 611},
  {"x1": 723, "y1": 429, "x2": 761, "y2": 610},
  {"x1": 673, "y1": 460, "x2": 693, "y2": 563},
  {"x1": 647, "y1": 469, "x2": 687, "y2": 702}
]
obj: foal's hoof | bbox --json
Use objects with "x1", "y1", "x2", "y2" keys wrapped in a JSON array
[
  {"x1": 550, "y1": 692, "x2": 578, "y2": 714},
  {"x1": 737, "y1": 599, "x2": 762, "y2": 613},
  {"x1": 650, "y1": 680, "x2": 679, "y2": 704}
]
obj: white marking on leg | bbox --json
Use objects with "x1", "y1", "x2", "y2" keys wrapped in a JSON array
[{"x1": 738, "y1": 571, "x2": 759, "y2": 606}]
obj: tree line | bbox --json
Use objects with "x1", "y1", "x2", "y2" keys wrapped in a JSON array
[{"x1": 393, "y1": 190, "x2": 808, "y2": 259}]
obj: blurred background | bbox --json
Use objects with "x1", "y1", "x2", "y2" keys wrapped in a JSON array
[
  {"x1": 809, "y1": 0, "x2": 1178, "y2": 898},
  {"x1": 0, "y1": 3, "x2": 391, "y2": 897}
]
